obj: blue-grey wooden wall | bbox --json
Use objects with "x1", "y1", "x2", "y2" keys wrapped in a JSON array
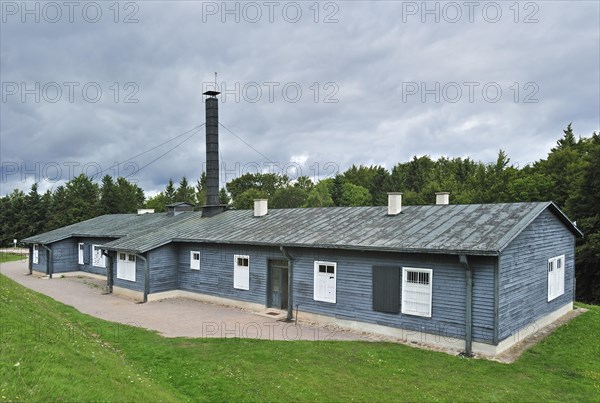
[{"x1": 498, "y1": 208, "x2": 575, "y2": 342}]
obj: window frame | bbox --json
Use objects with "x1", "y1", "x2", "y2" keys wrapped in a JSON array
[
  {"x1": 547, "y1": 255, "x2": 565, "y2": 302},
  {"x1": 92, "y1": 244, "x2": 106, "y2": 268},
  {"x1": 233, "y1": 254, "x2": 250, "y2": 290},
  {"x1": 32, "y1": 244, "x2": 39, "y2": 264},
  {"x1": 401, "y1": 267, "x2": 433, "y2": 318},
  {"x1": 78, "y1": 243, "x2": 84, "y2": 265},
  {"x1": 190, "y1": 251, "x2": 201, "y2": 271},
  {"x1": 313, "y1": 261, "x2": 337, "y2": 303}
]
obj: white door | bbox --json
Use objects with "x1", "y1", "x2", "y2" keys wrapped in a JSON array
[{"x1": 234, "y1": 255, "x2": 249, "y2": 290}]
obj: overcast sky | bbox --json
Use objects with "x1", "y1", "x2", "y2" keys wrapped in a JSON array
[{"x1": 1, "y1": 0, "x2": 599, "y2": 197}]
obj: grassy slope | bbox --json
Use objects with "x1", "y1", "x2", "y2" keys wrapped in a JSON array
[
  {"x1": 0, "y1": 253, "x2": 27, "y2": 263},
  {"x1": 1, "y1": 273, "x2": 598, "y2": 402}
]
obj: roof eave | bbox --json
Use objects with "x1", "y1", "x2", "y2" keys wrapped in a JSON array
[{"x1": 171, "y1": 238, "x2": 500, "y2": 257}]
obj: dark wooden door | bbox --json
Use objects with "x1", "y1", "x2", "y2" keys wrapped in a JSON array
[{"x1": 268, "y1": 260, "x2": 288, "y2": 309}]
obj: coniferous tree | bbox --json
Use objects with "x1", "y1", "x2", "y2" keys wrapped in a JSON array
[
  {"x1": 175, "y1": 176, "x2": 196, "y2": 204},
  {"x1": 164, "y1": 179, "x2": 176, "y2": 204},
  {"x1": 26, "y1": 183, "x2": 46, "y2": 236}
]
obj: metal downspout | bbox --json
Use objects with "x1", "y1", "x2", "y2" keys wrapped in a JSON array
[
  {"x1": 40, "y1": 244, "x2": 53, "y2": 279},
  {"x1": 280, "y1": 246, "x2": 294, "y2": 321},
  {"x1": 101, "y1": 250, "x2": 113, "y2": 294},
  {"x1": 459, "y1": 254, "x2": 473, "y2": 356},
  {"x1": 135, "y1": 253, "x2": 149, "y2": 303}
]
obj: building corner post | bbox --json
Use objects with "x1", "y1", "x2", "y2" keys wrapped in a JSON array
[
  {"x1": 28, "y1": 244, "x2": 33, "y2": 275},
  {"x1": 459, "y1": 254, "x2": 473, "y2": 356},
  {"x1": 280, "y1": 246, "x2": 294, "y2": 321},
  {"x1": 102, "y1": 250, "x2": 113, "y2": 294},
  {"x1": 41, "y1": 244, "x2": 53, "y2": 279},
  {"x1": 134, "y1": 253, "x2": 149, "y2": 303}
]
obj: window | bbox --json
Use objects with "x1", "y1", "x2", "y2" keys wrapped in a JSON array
[
  {"x1": 78, "y1": 243, "x2": 84, "y2": 265},
  {"x1": 401, "y1": 267, "x2": 433, "y2": 317},
  {"x1": 92, "y1": 245, "x2": 106, "y2": 268},
  {"x1": 314, "y1": 261, "x2": 336, "y2": 303},
  {"x1": 548, "y1": 255, "x2": 565, "y2": 301},
  {"x1": 190, "y1": 251, "x2": 200, "y2": 270},
  {"x1": 372, "y1": 266, "x2": 400, "y2": 313},
  {"x1": 117, "y1": 252, "x2": 136, "y2": 282},
  {"x1": 234, "y1": 255, "x2": 249, "y2": 290},
  {"x1": 32, "y1": 244, "x2": 39, "y2": 264}
]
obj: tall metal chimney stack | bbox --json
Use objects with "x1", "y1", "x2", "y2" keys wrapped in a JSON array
[{"x1": 202, "y1": 89, "x2": 227, "y2": 217}]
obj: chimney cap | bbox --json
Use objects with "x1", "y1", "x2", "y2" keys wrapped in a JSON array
[
  {"x1": 387, "y1": 192, "x2": 403, "y2": 216},
  {"x1": 435, "y1": 192, "x2": 450, "y2": 205},
  {"x1": 203, "y1": 90, "x2": 220, "y2": 97},
  {"x1": 254, "y1": 199, "x2": 268, "y2": 217}
]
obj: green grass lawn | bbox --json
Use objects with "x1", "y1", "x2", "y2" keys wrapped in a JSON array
[
  {"x1": 1, "y1": 273, "x2": 598, "y2": 402},
  {"x1": 0, "y1": 252, "x2": 27, "y2": 263}
]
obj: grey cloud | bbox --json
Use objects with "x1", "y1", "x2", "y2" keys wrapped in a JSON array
[{"x1": 1, "y1": 1, "x2": 598, "y2": 196}]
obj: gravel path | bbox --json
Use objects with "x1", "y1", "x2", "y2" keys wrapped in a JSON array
[{"x1": 0, "y1": 260, "x2": 370, "y2": 342}]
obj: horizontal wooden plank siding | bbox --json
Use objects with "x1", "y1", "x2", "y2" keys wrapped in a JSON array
[
  {"x1": 32, "y1": 239, "x2": 79, "y2": 274},
  {"x1": 78, "y1": 238, "x2": 114, "y2": 276},
  {"x1": 177, "y1": 243, "x2": 280, "y2": 306},
  {"x1": 498, "y1": 208, "x2": 575, "y2": 341},
  {"x1": 290, "y1": 249, "x2": 495, "y2": 343},
  {"x1": 470, "y1": 255, "x2": 496, "y2": 343},
  {"x1": 50, "y1": 239, "x2": 78, "y2": 273},
  {"x1": 149, "y1": 245, "x2": 178, "y2": 293},
  {"x1": 172, "y1": 244, "x2": 495, "y2": 343},
  {"x1": 31, "y1": 244, "x2": 47, "y2": 273},
  {"x1": 109, "y1": 241, "x2": 496, "y2": 343}
]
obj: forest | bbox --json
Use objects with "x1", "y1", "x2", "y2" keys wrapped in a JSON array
[{"x1": 1, "y1": 125, "x2": 598, "y2": 303}]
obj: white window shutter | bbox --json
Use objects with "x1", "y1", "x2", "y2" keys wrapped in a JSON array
[
  {"x1": 548, "y1": 255, "x2": 565, "y2": 302},
  {"x1": 558, "y1": 256, "x2": 565, "y2": 296},
  {"x1": 547, "y1": 260, "x2": 554, "y2": 301}
]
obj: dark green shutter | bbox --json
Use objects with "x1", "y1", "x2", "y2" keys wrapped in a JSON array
[{"x1": 372, "y1": 266, "x2": 400, "y2": 313}]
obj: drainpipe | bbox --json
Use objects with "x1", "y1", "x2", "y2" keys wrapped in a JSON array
[
  {"x1": 279, "y1": 246, "x2": 294, "y2": 322},
  {"x1": 27, "y1": 244, "x2": 33, "y2": 275},
  {"x1": 40, "y1": 244, "x2": 53, "y2": 279},
  {"x1": 135, "y1": 253, "x2": 149, "y2": 303},
  {"x1": 101, "y1": 250, "x2": 113, "y2": 294},
  {"x1": 459, "y1": 254, "x2": 473, "y2": 356}
]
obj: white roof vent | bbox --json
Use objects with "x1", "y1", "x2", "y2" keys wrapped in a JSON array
[
  {"x1": 435, "y1": 192, "x2": 450, "y2": 205},
  {"x1": 137, "y1": 209, "x2": 155, "y2": 215},
  {"x1": 254, "y1": 199, "x2": 268, "y2": 217},
  {"x1": 387, "y1": 193, "x2": 403, "y2": 216}
]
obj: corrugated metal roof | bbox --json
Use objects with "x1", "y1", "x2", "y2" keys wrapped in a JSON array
[
  {"x1": 99, "y1": 201, "x2": 581, "y2": 256},
  {"x1": 22, "y1": 211, "x2": 196, "y2": 244}
]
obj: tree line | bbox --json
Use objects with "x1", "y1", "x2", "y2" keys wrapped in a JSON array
[{"x1": 1, "y1": 125, "x2": 598, "y2": 303}]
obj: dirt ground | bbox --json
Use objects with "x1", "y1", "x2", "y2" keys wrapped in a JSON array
[{"x1": 0, "y1": 259, "x2": 584, "y2": 360}]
